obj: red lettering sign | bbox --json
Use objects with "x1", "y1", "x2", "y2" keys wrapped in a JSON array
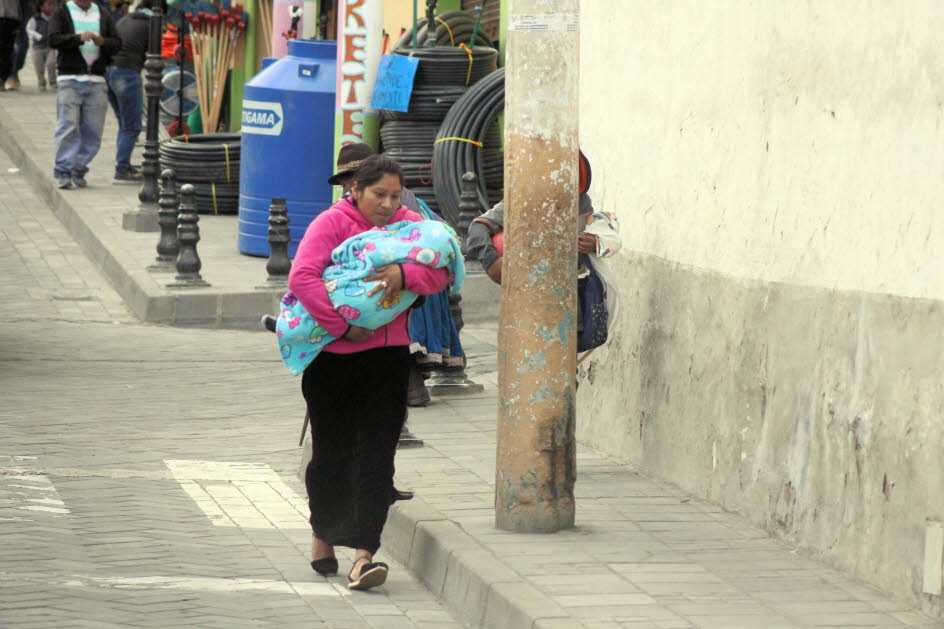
[{"x1": 346, "y1": 0, "x2": 365, "y2": 28}]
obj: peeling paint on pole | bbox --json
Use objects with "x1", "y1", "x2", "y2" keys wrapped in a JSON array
[{"x1": 496, "y1": 0, "x2": 579, "y2": 533}]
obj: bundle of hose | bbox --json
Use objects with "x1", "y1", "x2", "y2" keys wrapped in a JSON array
[
  {"x1": 393, "y1": 11, "x2": 494, "y2": 50},
  {"x1": 380, "y1": 121, "x2": 441, "y2": 151},
  {"x1": 184, "y1": 181, "x2": 239, "y2": 215},
  {"x1": 392, "y1": 46, "x2": 498, "y2": 87},
  {"x1": 381, "y1": 86, "x2": 468, "y2": 123},
  {"x1": 394, "y1": 161, "x2": 435, "y2": 188},
  {"x1": 432, "y1": 68, "x2": 505, "y2": 226},
  {"x1": 160, "y1": 133, "x2": 241, "y2": 214},
  {"x1": 159, "y1": 133, "x2": 241, "y2": 169}
]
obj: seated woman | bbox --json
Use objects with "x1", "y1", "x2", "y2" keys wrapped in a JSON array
[{"x1": 287, "y1": 155, "x2": 451, "y2": 590}]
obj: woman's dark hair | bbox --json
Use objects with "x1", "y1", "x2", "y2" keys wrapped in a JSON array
[{"x1": 352, "y1": 154, "x2": 404, "y2": 190}]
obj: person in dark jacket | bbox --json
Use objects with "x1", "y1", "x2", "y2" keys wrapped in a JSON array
[
  {"x1": 25, "y1": 0, "x2": 57, "y2": 90},
  {"x1": 0, "y1": 0, "x2": 21, "y2": 89},
  {"x1": 10, "y1": 0, "x2": 33, "y2": 88},
  {"x1": 106, "y1": 0, "x2": 154, "y2": 183},
  {"x1": 48, "y1": 0, "x2": 119, "y2": 188}
]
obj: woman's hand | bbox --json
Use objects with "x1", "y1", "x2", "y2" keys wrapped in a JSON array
[
  {"x1": 365, "y1": 264, "x2": 404, "y2": 301},
  {"x1": 578, "y1": 232, "x2": 598, "y2": 255},
  {"x1": 343, "y1": 326, "x2": 373, "y2": 342}
]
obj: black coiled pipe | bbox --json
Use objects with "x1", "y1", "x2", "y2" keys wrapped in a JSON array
[
  {"x1": 432, "y1": 68, "x2": 505, "y2": 226},
  {"x1": 391, "y1": 46, "x2": 497, "y2": 87},
  {"x1": 381, "y1": 86, "x2": 467, "y2": 123},
  {"x1": 393, "y1": 11, "x2": 494, "y2": 50},
  {"x1": 159, "y1": 133, "x2": 241, "y2": 214}
]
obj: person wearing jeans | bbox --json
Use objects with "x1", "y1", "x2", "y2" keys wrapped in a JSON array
[
  {"x1": 54, "y1": 79, "x2": 108, "y2": 185},
  {"x1": 106, "y1": 0, "x2": 150, "y2": 182},
  {"x1": 106, "y1": 64, "x2": 141, "y2": 181},
  {"x1": 48, "y1": 0, "x2": 119, "y2": 188}
]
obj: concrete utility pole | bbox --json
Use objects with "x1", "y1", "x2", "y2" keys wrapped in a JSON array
[{"x1": 496, "y1": 0, "x2": 579, "y2": 533}]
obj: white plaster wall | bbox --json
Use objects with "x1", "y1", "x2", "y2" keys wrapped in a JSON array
[
  {"x1": 579, "y1": 1, "x2": 944, "y2": 301},
  {"x1": 575, "y1": 1, "x2": 944, "y2": 614}
]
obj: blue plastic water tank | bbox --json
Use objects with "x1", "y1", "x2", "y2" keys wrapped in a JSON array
[{"x1": 238, "y1": 39, "x2": 337, "y2": 257}]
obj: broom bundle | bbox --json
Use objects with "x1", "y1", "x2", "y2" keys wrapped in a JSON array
[
  {"x1": 185, "y1": 4, "x2": 248, "y2": 133},
  {"x1": 256, "y1": 0, "x2": 273, "y2": 59}
]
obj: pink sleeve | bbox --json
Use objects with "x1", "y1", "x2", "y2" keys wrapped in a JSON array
[
  {"x1": 402, "y1": 264, "x2": 450, "y2": 295},
  {"x1": 396, "y1": 209, "x2": 452, "y2": 295},
  {"x1": 287, "y1": 211, "x2": 350, "y2": 338}
]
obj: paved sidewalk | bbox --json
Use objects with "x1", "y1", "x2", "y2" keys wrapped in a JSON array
[
  {"x1": 2, "y1": 79, "x2": 943, "y2": 628},
  {"x1": 0, "y1": 81, "x2": 500, "y2": 329}
]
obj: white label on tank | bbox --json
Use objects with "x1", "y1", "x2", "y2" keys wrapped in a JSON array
[{"x1": 241, "y1": 100, "x2": 284, "y2": 136}]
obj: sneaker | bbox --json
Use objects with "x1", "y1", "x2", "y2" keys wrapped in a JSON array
[
  {"x1": 261, "y1": 314, "x2": 277, "y2": 333},
  {"x1": 72, "y1": 176, "x2": 87, "y2": 188},
  {"x1": 57, "y1": 176, "x2": 72, "y2": 189},
  {"x1": 3, "y1": 78, "x2": 16, "y2": 91},
  {"x1": 113, "y1": 170, "x2": 142, "y2": 184}
]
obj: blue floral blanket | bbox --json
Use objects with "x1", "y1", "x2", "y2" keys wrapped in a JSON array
[{"x1": 276, "y1": 220, "x2": 464, "y2": 375}]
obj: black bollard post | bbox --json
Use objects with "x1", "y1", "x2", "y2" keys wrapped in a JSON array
[
  {"x1": 123, "y1": 0, "x2": 162, "y2": 232},
  {"x1": 167, "y1": 184, "x2": 210, "y2": 288},
  {"x1": 148, "y1": 169, "x2": 180, "y2": 272},
  {"x1": 457, "y1": 171, "x2": 482, "y2": 257},
  {"x1": 426, "y1": 171, "x2": 484, "y2": 396},
  {"x1": 256, "y1": 198, "x2": 292, "y2": 289}
]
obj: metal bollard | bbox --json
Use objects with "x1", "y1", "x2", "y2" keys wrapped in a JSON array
[
  {"x1": 457, "y1": 171, "x2": 482, "y2": 255},
  {"x1": 426, "y1": 171, "x2": 484, "y2": 396},
  {"x1": 166, "y1": 183, "x2": 210, "y2": 288},
  {"x1": 122, "y1": 0, "x2": 163, "y2": 232},
  {"x1": 148, "y1": 168, "x2": 179, "y2": 272},
  {"x1": 256, "y1": 198, "x2": 291, "y2": 289}
]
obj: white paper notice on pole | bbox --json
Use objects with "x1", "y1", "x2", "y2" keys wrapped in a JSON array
[{"x1": 509, "y1": 13, "x2": 578, "y2": 32}]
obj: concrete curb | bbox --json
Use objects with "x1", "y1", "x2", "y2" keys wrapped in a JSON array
[{"x1": 382, "y1": 497, "x2": 587, "y2": 629}]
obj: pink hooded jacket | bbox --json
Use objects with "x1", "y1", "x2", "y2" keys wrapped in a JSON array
[{"x1": 287, "y1": 197, "x2": 450, "y2": 354}]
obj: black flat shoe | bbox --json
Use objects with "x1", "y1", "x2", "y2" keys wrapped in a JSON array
[
  {"x1": 348, "y1": 560, "x2": 388, "y2": 590},
  {"x1": 310, "y1": 557, "x2": 338, "y2": 576},
  {"x1": 392, "y1": 487, "x2": 414, "y2": 502}
]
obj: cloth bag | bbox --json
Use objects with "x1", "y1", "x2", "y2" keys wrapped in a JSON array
[{"x1": 577, "y1": 253, "x2": 608, "y2": 352}]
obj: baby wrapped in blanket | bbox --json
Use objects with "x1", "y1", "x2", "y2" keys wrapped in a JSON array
[{"x1": 276, "y1": 220, "x2": 465, "y2": 375}]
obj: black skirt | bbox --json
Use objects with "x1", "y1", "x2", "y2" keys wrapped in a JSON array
[{"x1": 301, "y1": 346, "x2": 410, "y2": 553}]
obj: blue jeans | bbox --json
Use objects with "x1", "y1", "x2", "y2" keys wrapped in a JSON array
[
  {"x1": 54, "y1": 79, "x2": 109, "y2": 179},
  {"x1": 106, "y1": 65, "x2": 143, "y2": 174}
]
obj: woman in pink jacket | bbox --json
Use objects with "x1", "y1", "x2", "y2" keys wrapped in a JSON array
[{"x1": 287, "y1": 155, "x2": 449, "y2": 590}]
